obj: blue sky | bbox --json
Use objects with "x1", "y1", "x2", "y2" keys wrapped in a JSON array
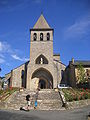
[{"x1": 0, "y1": 0, "x2": 90, "y2": 76}]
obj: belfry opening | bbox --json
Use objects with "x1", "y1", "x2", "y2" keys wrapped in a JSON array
[{"x1": 32, "y1": 68, "x2": 53, "y2": 89}]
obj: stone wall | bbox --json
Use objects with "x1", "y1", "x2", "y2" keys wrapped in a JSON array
[
  {"x1": 53, "y1": 54, "x2": 60, "y2": 61},
  {"x1": 67, "y1": 99, "x2": 90, "y2": 109},
  {"x1": 30, "y1": 77, "x2": 39, "y2": 90},
  {"x1": 27, "y1": 29, "x2": 55, "y2": 89},
  {"x1": 63, "y1": 63, "x2": 77, "y2": 87},
  {"x1": 11, "y1": 64, "x2": 25, "y2": 88},
  {"x1": 30, "y1": 30, "x2": 53, "y2": 42},
  {"x1": 5, "y1": 72, "x2": 11, "y2": 80},
  {"x1": 53, "y1": 60, "x2": 66, "y2": 86}
]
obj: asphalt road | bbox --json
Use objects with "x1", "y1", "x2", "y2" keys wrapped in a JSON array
[{"x1": 0, "y1": 105, "x2": 90, "y2": 120}]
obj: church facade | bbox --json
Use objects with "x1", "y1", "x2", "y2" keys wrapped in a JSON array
[{"x1": 5, "y1": 14, "x2": 66, "y2": 90}]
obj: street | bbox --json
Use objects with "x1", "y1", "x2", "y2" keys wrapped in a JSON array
[{"x1": 0, "y1": 105, "x2": 90, "y2": 120}]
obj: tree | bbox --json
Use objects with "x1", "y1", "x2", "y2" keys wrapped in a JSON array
[{"x1": 77, "y1": 63, "x2": 86, "y2": 83}]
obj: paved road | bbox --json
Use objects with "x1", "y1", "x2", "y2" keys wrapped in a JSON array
[{"x1": 0, "y1": 106, "x2": 90, "y2": 120}]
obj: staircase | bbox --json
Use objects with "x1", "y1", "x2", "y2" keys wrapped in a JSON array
[
  {"x1": 37, "y1": 89, "x2": 63, "y2": 110},
  {"x1": 1, "y1": 89, "x2": 63, "y2": 110},
  {"x1": 5, "y1": 89, "x2": 36, "y2": 110}
]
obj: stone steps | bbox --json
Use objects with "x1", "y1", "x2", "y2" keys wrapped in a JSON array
[
  {"x1": 38, "y1": 91, "x2": 60, "y2": 100},
  {"x1": 37, "y1": 89, "x2": 63, "y2": 110},
  {"x1": 0, "y1": 89, "x2": 63, "y2": 110},
  {"x1": 5, "y1": 90, "x2": 36, "y2": 110}
]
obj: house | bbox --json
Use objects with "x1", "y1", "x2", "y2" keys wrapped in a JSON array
[{"x1": 63, "y1": 58, "x2": 90, "y2": 88}]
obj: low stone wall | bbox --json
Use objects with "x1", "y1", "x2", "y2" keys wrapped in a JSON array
[
  {"x1": 88, "y1": 117, "x2": 90, "y2": 120},
  {"x1": 67, "y1": 99, "x2": 90, "y2": 109},
  {"x1": 0, "y1": 101, "x2": 7, "y2": 109},
  {"x1": 59, "y1": 89, "x2": 90, "y2": 110},
  {"x1": 0, "y1": 91, "x2": 18, "y2": 110}
]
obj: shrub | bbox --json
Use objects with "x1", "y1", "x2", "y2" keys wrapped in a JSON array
[
  {"x1": 73, "y1": 95, "x2": 79, "y2": 101},
  {"x1": 68, "y1": 95, "x2": 73, "y2": 102},
  {"x1": 83, "y1": 92, "x2": 88, "y2": 99}
]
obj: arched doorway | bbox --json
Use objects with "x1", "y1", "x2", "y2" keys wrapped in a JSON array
[
  {"x1": 39, "y1": 79, "x2": 46, "y2": 89},
  {"x1": 32, "y1": 68, "x2": 53, "y2": 89}
]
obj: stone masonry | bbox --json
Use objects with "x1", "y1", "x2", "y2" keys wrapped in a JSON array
[{"x1": 5, "y1": 14, "x2": 66, "y2": 90}]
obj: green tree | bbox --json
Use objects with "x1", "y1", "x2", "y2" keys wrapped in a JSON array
[{"x1": 77, "y1": 63, "x2": 86, "y2": 83}]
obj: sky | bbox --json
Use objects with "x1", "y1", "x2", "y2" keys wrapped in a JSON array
[{"x1": 0, "y1": 0, "x2": 90, "y2": 76}]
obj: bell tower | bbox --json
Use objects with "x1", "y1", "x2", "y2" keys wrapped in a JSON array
[
  {"x1": 30, "y1": 14, "x2": 54, "y2": 63},
  {"x1": 27, "y1": 14, "x2": 54, "y2": 89}
]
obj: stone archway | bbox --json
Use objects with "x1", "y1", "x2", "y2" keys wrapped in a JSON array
[{"x1": 32, "y1": 68, "x2": 53, "y2": 89}]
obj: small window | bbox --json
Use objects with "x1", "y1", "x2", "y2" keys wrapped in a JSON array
[
  {"x1": 40, "y1": 33, "x2": 43, "y2": 41},
  {"x1": 33, "y1": 33, "x2": 37, "y2": 41},
  {"x1": 47, "y1": 33, "x2": 50, "y2": 41}
]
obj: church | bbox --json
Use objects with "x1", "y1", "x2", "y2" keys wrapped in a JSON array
[{"x1": 5, "y1": 14, "x2": 66, "y2": 90}]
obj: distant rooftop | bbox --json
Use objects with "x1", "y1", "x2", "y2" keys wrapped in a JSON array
[{"x1": 72, "y1": 60, "x2": 90, "y2": 66}]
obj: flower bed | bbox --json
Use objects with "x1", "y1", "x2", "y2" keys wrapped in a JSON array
[{"x1": 62, "y1": 88, "x2": 90, "y2": 102}]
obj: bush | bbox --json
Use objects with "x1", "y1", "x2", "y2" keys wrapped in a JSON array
[
  {"x1": 73, "y1": 95, "x2": 79, "y2": 101},
  {"x1": 68, "y1": 96, "x2": 73, "y2": 102},
  {"x1": 83, "y1": 93, "x2": 88, "y2": 99}
]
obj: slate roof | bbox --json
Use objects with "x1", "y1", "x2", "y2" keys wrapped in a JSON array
[
  {"x1": 33, "y1": 14, "x2": 51, "y2": 29},
  {"x1": 73, "y1": 60, "x2": 90, "y2": 66}
]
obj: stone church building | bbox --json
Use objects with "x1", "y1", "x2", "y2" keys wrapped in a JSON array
[{"x1": 5, "y1": 14, "x2": 66, "y2": 90}]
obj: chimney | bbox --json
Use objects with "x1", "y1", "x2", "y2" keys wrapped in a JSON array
[{"x1": 71, "y1": 58, "x2": 74, "y2": 64}]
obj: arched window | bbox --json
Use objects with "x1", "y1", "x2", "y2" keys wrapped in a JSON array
[
  {"x1": 61, "y1": 70, "x2": 64, "y2": 79},
  {"x1": 35, "y1": 54, "x2": 48, "y2": 64},
  {"x1": 21, "y1": 70, "x2": 25, "y2": 79},
  {"x1": 40, "y1": 33, "x2": 43, "y2": 41},
  {"x1": 21, "y1": 70, "x2": 26, "y2": 88},
  {"x1": 33, "y1": 33, "x2": 37, "y2": 41},
  {"x1": 47, "y1": 33, "x2": 50, "y2": 41}
]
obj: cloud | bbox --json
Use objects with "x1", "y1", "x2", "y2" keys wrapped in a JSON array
[
  {"x1": 0, "y1": 41, "x2": 29, "y2": 64},
  {"x1": 11, "y1": 54, "x2": 22, "y2": 61},
  {"x1": 11, "y1": 54, "x2": 29, "y2": 62},
  {"x1": 0, "y1": 53, "x2": 4, "y2": 58},
  {"x1": 0, "y1": 41, "x2": 4, "y2": 51},
  {"x1": 0, "y1": 41, "x2": 12, "y2": 53},
  {"x1": 23, "y1": 58, "x2": 29, "y2": 61},
  {"x1": 63, "y1": 14, "x2": 90, "y2": 40},
  {"x1": 0, "y1": 58, "x2": 5, "y2": 63},
  {"x1": 0, "y1": 41, "x2": 13, "y2": 64}
]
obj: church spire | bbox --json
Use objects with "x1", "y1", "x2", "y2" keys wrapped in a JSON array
[{"x1": 33, "y1": 14, "x2": 51, "y2": 29}]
